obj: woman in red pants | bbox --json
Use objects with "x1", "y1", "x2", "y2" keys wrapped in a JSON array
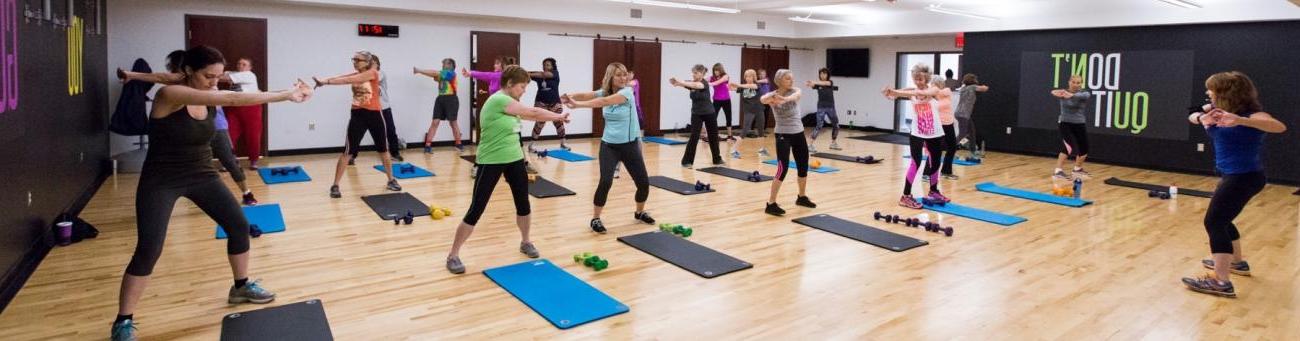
[{"x1": 223, "y1": 58, "x2": 265, "y2": 169}]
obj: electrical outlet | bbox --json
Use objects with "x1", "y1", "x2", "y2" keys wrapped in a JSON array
[
  {"x1": 1006, "y1": 127, "x2": 1012, "y2": 134},
  {"x1": 27, "y1": 191, "x2": 32, "y2": 207},
  {"x1": 1197, "y1": 143, "x2": 1204, "y2": 152},
  {"x1": 309, "y1": 122, "x2": 316, "y2": 131},
  {"x1": 79, "y1": 152, "x2": 84, "y2": 162}
]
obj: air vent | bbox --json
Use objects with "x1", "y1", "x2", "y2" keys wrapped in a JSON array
[
  {"x1": 757, "y1": 21, "x2": 766, "y2": 30},
  {"x1": 631, "y1": 8, "x2": 643, "y2": 18}
]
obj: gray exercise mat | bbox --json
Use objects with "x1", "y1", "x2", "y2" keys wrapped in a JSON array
[
  {"x1": 530, "y1": 176, "x2": 576, "y2": 198},
  {"x1": 460, "y1": 155, "x2": 476, "y2": 163},
  {"x1": 221, "y1": 299, "x2": 334, "y2": 341},
  {"x1": 617, "y1": 231, "x2": 752, "y2": 278},
  {"x1": 360, "y1": 192, "x2": 431, "y2": 220},
  {"x1": 792, "y1": 214, "x2": 928, "y2": 252},
  {"x1": 648, "y1": 176, "x2": 715, "y2": 195},
  {"x1": 1104, "y1": 177, "x2": 1213, "y2": 198},
  {"x1": 812, "y1": 152, "x2": 882, "y2": 164},
  {"x1": 697, "y1": 167, "x2": 773, "y2": 183}
]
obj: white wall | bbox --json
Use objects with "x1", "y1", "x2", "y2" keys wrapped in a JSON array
[{"x1": 799, "y1": 36, "x2": 961, "y2": 130}]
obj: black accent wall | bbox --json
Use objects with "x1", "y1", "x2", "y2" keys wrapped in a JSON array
[
  {"x1": 0, "y1": 1, "x2": 109, "y2": 311},
  {"x1": 965, "y1": 20, "x2": 1300, "y2": 184}
]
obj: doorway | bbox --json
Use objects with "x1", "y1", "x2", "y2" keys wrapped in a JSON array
[
  {"x1": 185, "y1": 15, "x2": 268, "y2": 158},
  {"x1": 468, "y1": 31, "x2": 521, "y2": 143}
]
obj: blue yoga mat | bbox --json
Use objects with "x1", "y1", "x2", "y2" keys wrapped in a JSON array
[
  {"x1": 543, "y1": 149, "x2": 595, "y2": 162},
  {"x1": 975, "y1": 182, "x2": 1092, "y2": 207},
  {"x1": 761, "y1": 159, "x2": 839, "y2": 173},
  {"x1": 643, "y1": 136, "x2": 686, "y2": 145},
  {"x1": 923, "y1": 201, "x2": 1026, "y2": 226},
  {"x1": 483, "y1": 259, "x2": 629, "y2": 329},
  {"x1": 257, "y1": 166, "x2": 311, "y2": 184},
  {"x1": 902, "y1": 155, "x2": 980, "y2": 166},
  {"x1": 373, "y1": 163, "x2": 435, "y2": 179},
  {"x1": 216, "y1": 204, "x2": 286, "y2": 239}
]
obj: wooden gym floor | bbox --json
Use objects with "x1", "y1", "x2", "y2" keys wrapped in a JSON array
[{"x1": 2, "y1": 131, "x2": 1297, "y2": 340}]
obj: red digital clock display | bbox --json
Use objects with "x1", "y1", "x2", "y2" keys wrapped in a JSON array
[{"x1": 358, "y1": 24, "x2": 399, "y2": 38}]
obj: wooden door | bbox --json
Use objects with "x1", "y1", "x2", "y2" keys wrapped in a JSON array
[
  {"x1": 186, "y1": 15, "x2": 267, "y2": 156},
  {"x1": 591, "y1": 39, "x2": 627, "y2": 137},
  {"x1": 469, "y1": 31, "x2": 520, "y2": 142},
  {"x1": 592, "y1": 40, "x2": 662, "y2": 136}
]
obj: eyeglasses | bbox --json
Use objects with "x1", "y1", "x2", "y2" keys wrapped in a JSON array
[{"x1": 352, "y1": 58, "x2": 367, "y2": 63}]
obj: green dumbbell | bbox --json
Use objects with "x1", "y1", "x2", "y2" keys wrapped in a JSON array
[
  {"x1": 573, "y1": 252, "x2": 594, "y2": 263},
  {"x1": 658, "y1": 223, "x2": 693, "y2": 237},
  {"x1": 573, "y1": 252, "x2": 608, "y2": 271}
]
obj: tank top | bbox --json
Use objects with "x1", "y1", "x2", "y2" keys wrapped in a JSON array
[
  {"x1": 351, "y1": 69, "x2": 382, "y2": 111},
  {"x1": 1208, "y1": 111, "x2": 1266, "y2": 174},
  {"x1": 142, "y1": 106, "x2": 217, "y2": 186},
  {"x1": 690, "y1": 82, "x2": 713, "y2": 116}
]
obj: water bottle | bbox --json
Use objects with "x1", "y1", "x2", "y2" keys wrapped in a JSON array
[{"x1": 1072, "y1": 178, "x2": 1082, "y2": 199}]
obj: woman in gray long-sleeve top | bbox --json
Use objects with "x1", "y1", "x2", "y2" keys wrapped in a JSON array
[{"x1": 1051, "y1": 74, "x2": 1092, "y2": 180}]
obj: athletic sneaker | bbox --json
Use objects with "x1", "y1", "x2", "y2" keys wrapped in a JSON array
[
  {"x1": 922, "y1": 175, "x2": 931, "y2": 182},
  {"x1": 829, "y1": 142, "x2": 842, "y2": 150},
  {"x1": 899, "y1": 195, "x2": 922, "y2": 209},
  {"x1": 470, "y1": 165, "x2": 479, "y2": 179},
  {"x1": 765, "y1": 202, "x2": 786, "y2": 216},
  {"x1": 732, "y1": 151, "x2": 742, "y2": 159},
  {"x1": 758, "y1": 147, "x2": 770, "y2": 158},
  {"x1": 111, "y1": 319, "x2": 138, "y2": 341},
  {"x1": 809, "y1": 145, "x2": 819, "y2": 154},
  {"x1": 926, "y1": 191, "x2": 951, "y2": 204},
  {"x1": 242, "y1": 192, "x2": 258, "y2": 206},
  {"x1": 446, "y1": 257, "x2": 465, "y2": 274},
  {"x1": 424, "y1": 145, "x2": 434, "y2": 154},
  {"x1": 526, "y1": 163, "x2": 539, "y2": 175},
  {"x1": 455, "y1": 144, "x2": 466, "y2": 153},
  {"x1": 392, "y1": 153, "x2": 404, "y2": 162},
  {"x1": 613, "y1": 164, "x2": 621, "y2": 179},
  {"x1": 942, "y1": 173, "x2": 960, "y2": 180},
  {"x1": 1182, "y1": 274, "x2": 1236, "y2": 298},
  {"x1": 347, "y1": 156, "x2": 356, "y2": 166},
  {"x1": 386, "y1": 179, "x2": 402, "y2": 192},
  {"x1": 329, "y1": 185, "x2": 341, "y2": 199},
  {"x1": 1072, "y1": 168, "x2": 1092, "y2": 180},
  {"x1": 796, "y1": 195, "x2": 817, "y2": 208},
  {"x1": 228, "y1": 279, "x2": 276, "y2": 304},
  {"x1": 519, "y1": 242, "x2": 540, "y2": 258},
  {"x1": 590, "y1": 218, "x2": 607, "y2": 234},
  {"x1": 1053, "y1": 169, "x2": 1070, "y2": 180},
  {"x1": 712, "y1": 159, "x2": 726, "y2": 166},
  {"x1": 634, "y1": 211, "x2": 655, "y2": 224},
  {"x1": 1202, "y1": 259, "x2": 1252, "y2": 276},
  {"x1": 527, "y1": 143, "x2": 538, "y2": 153},
  {"x1": 249, "y1": 161, "x2": 260, "y2": 170},
  {"x1": 560, "y1": 144, "x2": 572, "y2": 151}
]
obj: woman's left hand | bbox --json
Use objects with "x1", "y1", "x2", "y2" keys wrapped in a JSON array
[{"x1": 1210, "y1": 110, "x2": 1242, "y2": 127}]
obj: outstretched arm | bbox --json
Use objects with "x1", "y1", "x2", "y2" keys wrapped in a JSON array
[
  {"x1": 974, "y1": 85, "x2": 990, "y2": 92},
  {"x1": 670, "y1": 77, "x2": 705, "y2": 89},
  {"x1": 118, "y1": 69, "x2": 184, "y2": 84},
  {"x1": 153, "y1": 80, "x2": 312, "y2": 118},
  {"x1": 505, "y1": 100, "x2": 570, "y2": 122},
  {"x1": 413, "y1": 67, "x2": 444, "y2": 81},
  {"x1": 568, "y1": 93, "x2": 628, "y2": 109},
  {"x1": 708, "y1": 75, "x2": 729, "y2": 87},
  {"x1": 528, "y1": 71, "x2": 555, "y2": 79},
  {"x1": 888, "y1": 87, "x2": 939, "y2": 98},
  {"x1": 1215, "y1": 111, "x2": 1287, "y2": 133}
]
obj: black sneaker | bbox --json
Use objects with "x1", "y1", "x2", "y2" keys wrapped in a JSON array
[
  {"x1": 590, "y1": 218, "x2": 607, "y2": 234},
  {"x1": 796, "y1": 196, "x2": 817, "y2": 208},
  {"x1": 329, "y1": 185, "x2": 341, "y2": 199},
  {"x1": 386, "y1": 179, "x2": 402, "y2": 191},
  {"x1": 242, "y1": 192, "x2": 259, "y2": 206},
  {"x1": 392, "y1": 153, "x2": 404, "y2": 162},
  {"x1": 1202, "y1": 259, "x2": 1252, "y2": 276},
  {"x1": 765, "y1": 202, "x2": 786, "y2": 216},
  {"x1": 634, "y1": 211, "x2": 655, "y2": 224},
  {"x1": 347, "y1": 155, "x2": 356, "y2": 166}
]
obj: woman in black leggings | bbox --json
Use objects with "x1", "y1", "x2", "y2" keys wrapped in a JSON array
[
  {"x1": 445, "y1": 65, "x2": 569, "y2": 274},
  {"x1": 110, "y1": 46, "x2": 312, "y2": 341},
  {"x1": 671, "y1": 64, "x2": 724, "y2": 168},
  {"x1": 564, "y1": 62, "x2": 655, "y2": 233},
  {"x1": 762, "y1": 69, "x2": 816, "y2": 216},
  {"x1": 1181, "y1": 71, "x2": 1286, "y2": 298}
]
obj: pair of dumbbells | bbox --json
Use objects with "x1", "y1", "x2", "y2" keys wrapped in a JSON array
[
  {"x1": 573, "y1": 252, "x2": 609, "y2": 271},
  {"x1": 872, "y1": 211, "x2": 954, "y2": 237},
  {"x1": 694, "y1": 181, "x2": 712, "y2": 191},
  {"x1": 855, "y1": 156, "x2": 876, "y2": 163},
  {"x1": 393, "y1": 210, "x2": 415, "y2": 225},
  {"x1": 398, "y1": 164, "x2": 416, "y2": 174},
  {"x1": 746, "y1": 171, "x2": 762, "y2": 182},
  {"x1": 534, "y1": 150, "x2": 549, "y2": 158},
  {"x1": 1149, "y1": 190, "x2": 1172, "y2": 200},
  {"x1": 962, "y1": 156, "x2": 982, "y2": 164},
  {"x1": 270, "y1": 167, "x2": 299, "y2": 176},
  {"x1": 429, "y1": 206, "x2": 453, "y2": 220},
  {"x1": 658, "y1": 223, "x2": 693, "y2": 237}
]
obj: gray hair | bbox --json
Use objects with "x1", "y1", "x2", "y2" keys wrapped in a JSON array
[
  {"x1": 910, "y1": 63, "x2": 932, "y2": 81},
  {"x1": 774, "y1": 69, "x2": 794, "y2": 89}
]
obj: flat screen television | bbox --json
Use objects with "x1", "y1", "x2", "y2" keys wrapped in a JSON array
[{"x1": 826, "y1": 48, "x2": 870, "y2": 78}]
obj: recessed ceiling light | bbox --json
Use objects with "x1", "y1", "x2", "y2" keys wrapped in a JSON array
[{"x1": 925, "y1": 4, "x2": 997, "y2": 21}]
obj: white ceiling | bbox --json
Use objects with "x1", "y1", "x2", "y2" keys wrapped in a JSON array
[{"x1": 266, "y1": 0, "x2": 1300, "y2": 39}]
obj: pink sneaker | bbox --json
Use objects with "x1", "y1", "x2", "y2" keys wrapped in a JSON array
[
  {"x1": 899, "y1": 195, "x2": 922, "y2": 209},
  {"x1": 926, "y1": 191, "x2": 951, "y2": 204}
]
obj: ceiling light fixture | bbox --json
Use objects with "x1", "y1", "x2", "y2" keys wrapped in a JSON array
[
  {"x1": 607, "y1": 0, "x2": 740, "y2": 14},
  {"x1": 1157, "y1": 0, "x2": 1202, "y2": 9},
  {"x1": 788, "y1": 14, "x2": 856, "y2": 26},
  {"x1": 925, "y1": 4, "x2": 996, "y2": 21}
]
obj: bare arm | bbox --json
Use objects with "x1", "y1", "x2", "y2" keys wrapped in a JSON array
[
  {"x1": 1225, "y1": 112, "x2": 1287, "y2": 133},
  {"x1": 807, "y1": 80, "x2": 833, "y2": 87},
  {"x1": 730, "y1": 82, "x2": 758, "y2": 90},
  {"x1": 888, "y1": 87, "x2": 939, "y2": 98},
  {"x1": 152, "y1": 80, "x2": 311, "y2": 118},
  {"x1": 670, "y1": 78, "x2": 705, "y2": 89},
  {"x1": 708, "y1": 75, "x2": 729, "y2": 87},
  {"x1": 570, "y1": 93, "x2": 628, "y2": 109},
  {"x1": 413, "y1": 67, "x2": 443, "y2": 80},
  {"x1": 505, "y1": 100, "x2": 570, "y2": 122},
  {"x1": 975, "y1": 85, "x2": 990, "y2": 92},
  {"x1": 324, "y1": 70, "x2": 375, "y2": 85},
  {"x1": 528, "y1": 71, "x2": 555, "y2": 79},
  {"x1": 565, "y1": 91, "x2": 599, "y2": 102},
  {"x1": 1051, "y1": 89, "x2": 1075, "y2": 99},
  {"x1": 118, "y1": 69, "x2": 184, "y2": 84}
]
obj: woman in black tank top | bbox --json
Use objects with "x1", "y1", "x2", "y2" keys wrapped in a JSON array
[{"x1": 110, "y1": 45, "x2": 312, "y2": 341}]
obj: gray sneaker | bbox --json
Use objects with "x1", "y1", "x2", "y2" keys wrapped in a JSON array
[
  {"x1": 386, "y1": 179, "x2": 402, "y2": 192},
  {"x1": 519, "y1": 242, "x2": 540, "y2": 258},
  {"x1": 1052, "y1": 169, "x2": 1070, "y2": 180},
  {"x1": 228, "y1": 279, "x2": 276, "y2": 304},
  {"x1": 809, "y1": 145, "x2": 819, "y2": 154},
  {"x1": 829, "y1": 142, "x2": 842, "y2": 150},
  {"x1": 111, "y1": 319, "x2": 138, "y2": 341},
  {"x1": 446, "y1": 257, "x2": 466, "y2": 274}
]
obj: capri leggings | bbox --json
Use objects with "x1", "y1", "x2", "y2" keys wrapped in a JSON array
[
  {"x1": 531, "y1": 102, "x2": 567, "y2": 140},
  {"x1": 462, "y1": 160, "x2": 531, "y2": 226},
  {"x1": 594, "y1": 140, "x2": 650, "y2": 206},
  {"x1": 713, "y1": 100, "x2": 733, "y2": 128},
  {"x1": 1058, "y1": 122, "x2": 1089, "y2": 157},
  {"x1": 774, "y1": 133, "x2": 810, "y2": 181},
  {"x1": 1203, "y1": 171, "x2": 1265, "y2": 254},
  {"x1": 812, "y1": 107, "x2": 839, "y2": 140},
  {"x1": 127, "y1": 176, "x2": 250, "y2": 276},
  {"x1": 903, "y1": 135, "x2": 943, "y2": 195}
]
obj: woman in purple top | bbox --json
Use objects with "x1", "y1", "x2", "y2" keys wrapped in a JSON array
[
  {"x1": 709, "y1": 63, "x2": 734, "y2": 138},
  {"x1": 462, "y1": 56, "x2": 516, "y2": 95}
]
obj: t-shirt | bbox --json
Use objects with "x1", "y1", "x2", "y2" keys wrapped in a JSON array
[
  {"x1": 739, "y1": 86, "x2": 761, "y2": 112},
  {"x1": 814, "y1": 81, "x2": 836, "y2": 109},
  {"x1": 476, "y1": 92, "x2": 524, "y2": 165},
  {"x1": 1208, "y1": 113, "x2": 1265, "y2": 174},
  {"x1": 689, "y1": 81, "x2": 713, "y2": 116},
  {"x1": 437, "y1": 69, "x2": 457, "y2": 96},
  {"x1": 769, "y1": 89, "x2": 803, "y2": 135},
  {"x1": 710, "y1": 76, "x2": 731, "y2": 101},
  {"x1": 532, "y1": 70, "x2": 560, "y2": 105},
  {"x1": 910, "y1": 99, "x2": 944, "y2": 139},
  {"x1": 378, "y1": 71, "x2": 391, "y2": 109},
  {"x1": 227, "y1": 71, "x2": 260, "y2": 93},
  {"x1": 955, "y1": 85, "x2": 979, "y2": 119},
  {"x1": 350, "y1": 69, "x2": 382, "y2": 111},
  {"x1": 1058, "y1": 91, "x2": 1091, "y2": 124},
  {"x1": 594, "y1": 87, "x2": 641, "y2": 144},
  {"x1": 471, "y1": 70, "x2": 503, "y2": 94},
  {"x1": 758, "y1": 80, "x2": 772, "y2": 95}
]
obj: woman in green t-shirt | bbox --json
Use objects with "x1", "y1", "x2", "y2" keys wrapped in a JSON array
[{"x1": 444, "y1": 65, "x2": 570, "y2": 274}]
